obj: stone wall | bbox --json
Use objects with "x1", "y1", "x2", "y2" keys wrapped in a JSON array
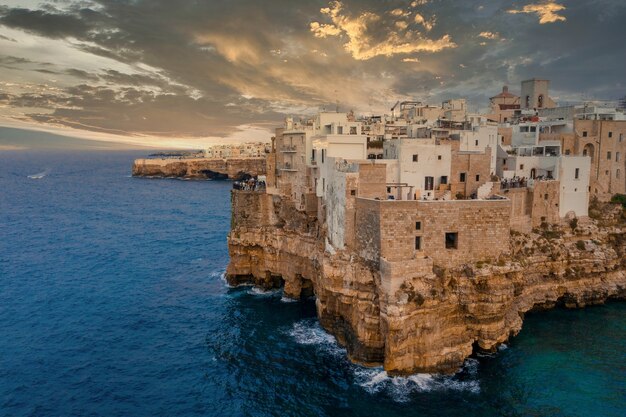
[
  {"x1": 355, "y1": 198, "x2": 511, "y2": 268},
  {"x1": 450, "y1": 147, "x2": 492, "y2": 198}
]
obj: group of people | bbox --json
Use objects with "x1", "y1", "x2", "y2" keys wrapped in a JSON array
[
  {"x1": 500, "y1": 176, "x2": 527, "y2": 189},
  {"x1": 233, "y1": 178, "x2": 265, "y2": 191}
]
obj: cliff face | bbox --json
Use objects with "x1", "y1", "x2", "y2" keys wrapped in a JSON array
[
  {"x1": 227, "y1": 191, "x2": 626, "y2": 375},
  {"x1": 132, "y1": 157, "x2": 266, "y2": 180}
]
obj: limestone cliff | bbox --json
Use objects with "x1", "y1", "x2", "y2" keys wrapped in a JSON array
[
  {"x1": 227, "y1": 191, "x2": 626, "y2": 375},
  {"x1": 132, "y1": 157, "x2": 265, "y2": 180}
]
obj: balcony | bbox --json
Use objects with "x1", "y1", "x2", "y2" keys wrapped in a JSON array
[{"x1": 280, "y1": 145, "x2": 298, "y2": 153}]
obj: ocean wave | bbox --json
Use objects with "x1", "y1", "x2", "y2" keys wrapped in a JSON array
[
  {"x1": 247, "y1": 287, "x2": 282, "y2": 297},
  {"x1": 354, "y1": 362, "x2": 480, "y2": 401},
  {"x1": 288, "y1": 319, "x2": 480, "y2": 401},
  {"x1": 280, "y1": 296, "x2": 298, "y2": 303}
]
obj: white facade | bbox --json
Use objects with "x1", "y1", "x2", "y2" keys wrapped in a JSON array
[
  {"x1": 558, "y1": 156, "x2": 591, "y2": 217},
  {"x1": 383, "y1": 138, "x2": 452, "y2": 200}
]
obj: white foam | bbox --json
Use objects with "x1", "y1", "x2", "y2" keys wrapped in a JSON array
[
  {"x1": 247, "y1": 287, "x2": 281, "y2": 297},
  {"x1": 497, "y1": 343, "x2": 508, "y2": 351},
  {"x1": 353, "y1": 358, "x2": 480, "y2": 401},
  {"x1": 288, "y1": 319, "x2": 338, "y2": 346},
  {"x1": 280, "y1": 296, "x2": 298, "y2": 303}
]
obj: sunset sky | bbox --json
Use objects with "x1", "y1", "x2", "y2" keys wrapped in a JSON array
[{"x1": 0, "y1": 0, "x2": 625, "y2": 149}]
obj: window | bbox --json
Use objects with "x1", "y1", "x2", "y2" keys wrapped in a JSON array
[
  {"x1": 440, "y1": 176, "x2": 448, "y2": 185},
  {"x1": 608, "y1": 131, "x2": 613, "y2": 138},
  {"x1": 445, "y1": 232, "x2": 458, "y2": 249},
  {"x1": 437, "y1": 155, "x2": 442, "y2": 160},
  {"x1": 616, "y1": 152, "x2": 621, "y2": 162},
  {"x1": 582, "y1": 131, "x2": 588, "y2": 137},
  {"x1": 607, "y1": 152, "x2": 612, "y2": 160},
  {"x1": 475, "y1": 140, "x2": 479, "y2": 146},
  {"x1": 606, "y1": 170, "x2": 609, "y2": 175},
  {"x1": 350, "y1": 190, "x2": 356, "y2": 196},
  {"x1": 312, "y1": 149, "x2": 316, "y2": 161},
  {"x1": 538, "y1": 94, "x2": 544, "y2": 108},
  {"x1": 460, "y1": 172, "x2": 466, "y2": 182},
  {"x1": 413, "y1": 154, "x2": 418, "y2": 162},
  {"x1": 475, "y1": 174, "x2": 480, "y2": 182},
  {"x1": 337, "y1": 126, "x2": 343, "y2": 135},
  {"x1": 424, "y1": 176, "x2": 434, "y2": 191},
  {"x1": 617, "y1": 169, "x2": 621, "y2": 179},
  {"x1": 574, "y1": 168, "x2": 580, "y2": 179},
  {"x1": 350, "y1": 126, "x2": 357, "y2": 135},
  {"x1": 415, "y1": 221, "x2": 421, "y2": 231},
  {"x1": 520, "y1": 164, "x2": 524, "y2": 170},
  {"x1": 565, "y1": 150, "x2": 570, "y2": 155},
  {"x1": 544, "y1": 194, "x2": 548, "y2": 200},
  {"x1": 321, "y1": 149, "x2": 325, "y2": 163},
  {"x1": 415, "y1": 236, "x2": 422, "y2": 251},
  {"x1": 322, "y1": 178, "x2": 326, "y2": 191},
  {"x1": 620, "y1": 133, "x2": 624, "y2": 142}
]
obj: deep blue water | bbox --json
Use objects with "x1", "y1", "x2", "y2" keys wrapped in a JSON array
[{"x1": 0, "y1": 151, "x2": 624, "y2": 417}]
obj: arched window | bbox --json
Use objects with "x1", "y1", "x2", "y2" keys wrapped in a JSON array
[{"x1": 583, "y1": 143, "x2": 595, "y2": 158}]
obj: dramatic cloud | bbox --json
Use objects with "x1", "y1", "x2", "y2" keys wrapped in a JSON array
[
  {"x1": 309, "y1": 1, "x2": 455, "y2": 60},
  {"x1": 508, "y1": 1, "x2": 567, "y2": 24},
  {"x1": 0, "y1": 0, "x2": 624, "y2": 147}
]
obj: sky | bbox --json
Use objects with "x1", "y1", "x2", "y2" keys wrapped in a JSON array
[{"x1": 0, "y1": 0, "x2": 625, "y2": 149}]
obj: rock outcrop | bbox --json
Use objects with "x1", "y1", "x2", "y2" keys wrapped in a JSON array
[
  {"x1": 132, "y1": 157, "x2": 266, "y2": 180},
  {"x1": 227, "y1": 191, "x2": 626, "y2": 375}
]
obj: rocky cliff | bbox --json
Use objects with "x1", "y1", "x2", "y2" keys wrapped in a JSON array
[
  {"x1": 132, "y1": 157, "x2": 266, "y2": 180},
  {"x1": 227, "y1": 191, "x2": 626, "y2": 375}
]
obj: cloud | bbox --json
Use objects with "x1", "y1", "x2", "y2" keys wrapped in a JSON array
[
  {"x1": 309, "y1": 1, "x2": 455, "y2": 60},
  {"x1": 0, "y1": 0, "x2": 624, "y2": 146},
  {"x1": 508, "y1": 1, "x2": 567, "y2": 24},
  {"x1": 478, "y1": 31, "x2": 499, "y2": 40}
]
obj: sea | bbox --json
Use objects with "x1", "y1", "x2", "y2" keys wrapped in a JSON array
[{"x1": 1, "y1": 151, "x2": 624, "y2": 417}]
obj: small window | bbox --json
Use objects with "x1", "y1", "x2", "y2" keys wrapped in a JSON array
[
  {"x1": 520, "y1": 164, "x2": 524, "y2": 170},
  {"x1": 438, "y1": 155, "x2": 442, "y2": 160},
  {"x1": 575, "y1": 168, "x2": 579, "y2": 179},
  {"x1": 620, "y1": 133, "x2": 623, "y2": 142},
  {"x1": 415, "y1": 221, "x2": 421, "y2": 231},
  {"x1": 413, "y1": 154, "x2": 418, "y2": 162},
  {"x1": 415, "y1": 236, "x2": 422, "y2": 251},
  {"x1": 312, "y1": 149, "x2": 316, "y2": 161},
  {"x1": 460, "y1": 173, "x2": 466, "y2": 182},
  {"x1": 544, "y1": 194, "x2": 548, "y2": 200},
  {"x1": 350, "y1": 126, "x2": 357, "y2": 135},
  {"x1": 475, "y1": 140, "x2": 479, "y2": 146},
  {"x1": 440, "y1": 176, "x2": 448, "y2": 185},
  {"x1": 321, "y1": 149, "x2": 325, "y2": 163},
  {"x1": 608, "y1": 131, "x2": 613, "y2": 138},
  {"x1": 582, "y1": 131, "x2": 588, "y2": 137},
  {"x1": 387, "y1": 187, "x2": 391, "y2": 193},
  {"x1": 565, "y1": 150, "x2": 570, "y2": 155},
  {"x1": 607, "y1": 152, "x2": 612, "y2": 160},
  {"x1": 445, "y1": 232, "x2": 458, "y2": 249},
  {"x1": 616, "y1": 152, "x2": 621, "y2": 162},
  {"x1": 605, "y1": 170, "x2": 609, "y2": 175},
  {"x1": 350, "y1": 190, "x2": 356, "y2": 196},
  {"x1": 475, "y1": 174, "x2": 480, "y2": 182}
]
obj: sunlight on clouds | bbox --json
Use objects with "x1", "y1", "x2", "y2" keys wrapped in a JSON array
[
  {"x1": 478, "y1": 31, "x2": 499, "y2": 40},
  {"x1": 508, "y1": 1, "x2": 567, "y2": 24},
  {"x1": 310, "y1": 1, "x2": 455, "y2": 60}
]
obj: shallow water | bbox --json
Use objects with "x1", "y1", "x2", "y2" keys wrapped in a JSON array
[{"x1": 1, "y1": 151, "x2": 624, "y2": 416}]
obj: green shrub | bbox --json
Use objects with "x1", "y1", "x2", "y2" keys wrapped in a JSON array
[{"x1": 610, "y1": 194, "x2": 626, "y2": 208}]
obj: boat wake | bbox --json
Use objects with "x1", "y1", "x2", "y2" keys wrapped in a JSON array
[
  {"x1": 27, "y1": 169, "x2": 50, "y2": 179},
  {"x1": 287, "y1": 318, "x2": 481, "y2": 401}
]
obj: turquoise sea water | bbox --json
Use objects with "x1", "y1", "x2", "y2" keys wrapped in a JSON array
[{"x1": 1, "y1": 151, "x2": 624, "y2": 416}]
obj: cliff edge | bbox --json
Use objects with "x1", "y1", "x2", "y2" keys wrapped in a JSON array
[
  {"x1": 132, "y1": 157, "x2": 266, "y2": 180},
  {"x1": 227, "y1": 191, "x2": 626, "y2": 375}
]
